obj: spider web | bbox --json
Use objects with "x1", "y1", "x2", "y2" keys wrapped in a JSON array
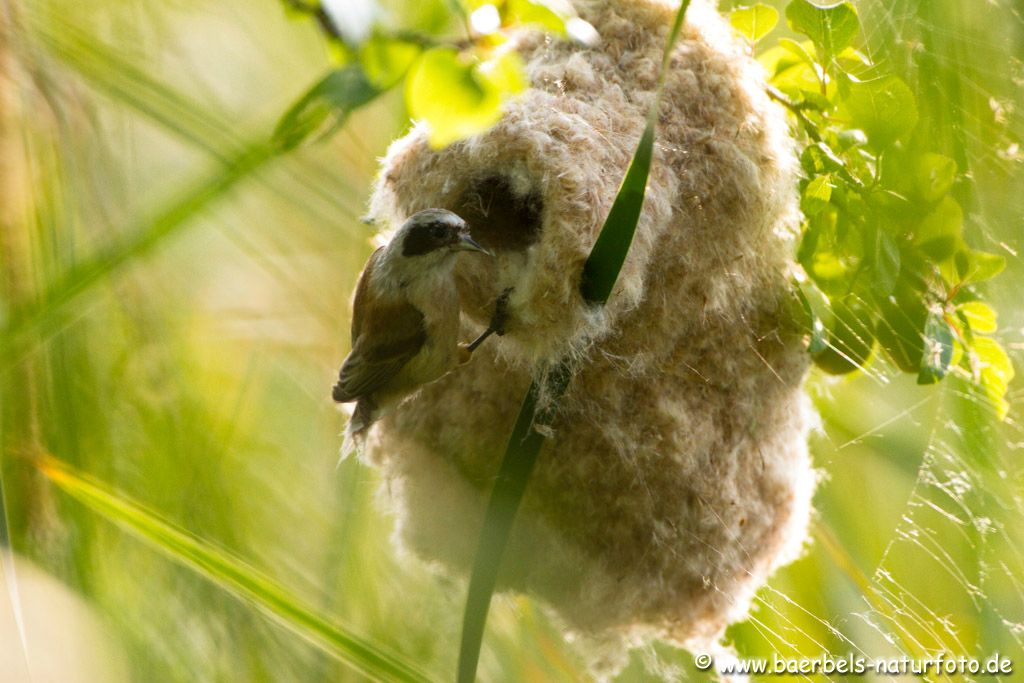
[{"x1": 696, "y1": 1, "x2": 1024, "y2": 680}]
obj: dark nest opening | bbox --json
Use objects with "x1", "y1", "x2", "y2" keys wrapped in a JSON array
[{"x1": 452, "y1": 176, "x2": 543, "y2": 252}]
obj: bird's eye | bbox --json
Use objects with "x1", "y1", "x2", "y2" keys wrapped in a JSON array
[{"x1": 430, "y1": 224, "x2": 446, "y2": 239}]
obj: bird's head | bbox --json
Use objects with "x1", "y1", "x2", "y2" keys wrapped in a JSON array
[{"x1": 395, "y1": 209, "x2": 491, "y2": 263}]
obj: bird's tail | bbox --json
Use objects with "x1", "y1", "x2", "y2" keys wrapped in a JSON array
[{"x1": 340, "y1": 398, "x2": 375, "y2": 460}]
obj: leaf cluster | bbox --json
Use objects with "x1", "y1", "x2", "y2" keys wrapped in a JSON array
[
  {"x1": 276, "y1": 0, "x2": 596, "y2": 149},
  {"x1": 732, "y1": 1, "x2": 1013, "y2": 418}
]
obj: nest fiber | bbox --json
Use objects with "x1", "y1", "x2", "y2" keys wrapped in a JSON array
[{"x1": 364, "y1": 0, "x2": 816, "y2": 657}]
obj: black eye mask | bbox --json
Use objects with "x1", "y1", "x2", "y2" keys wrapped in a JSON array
[{"x1": 402, "y1": 222, "x2": 453, "y2": 256}]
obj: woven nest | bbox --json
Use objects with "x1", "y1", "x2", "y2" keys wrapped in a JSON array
[{"x1": 363, "y1": 0, "x2": 817, "y2": 667}]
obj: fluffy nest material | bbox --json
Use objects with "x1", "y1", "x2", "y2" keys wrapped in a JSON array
[{"x1": 363, "y1": 0, "x2": 817, "y2": 667}]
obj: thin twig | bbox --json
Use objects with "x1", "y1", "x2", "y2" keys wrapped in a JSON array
[
  {"x1": 766, "y1": 84, "x2": 822, "y2": 142},
  {"x1": 280, "y1": 0, "x2": 344, "y2": 43}
]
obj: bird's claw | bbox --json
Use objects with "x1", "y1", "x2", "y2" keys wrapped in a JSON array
[
  {"x1": 490, "y1": 287, "x2": 513, "y2": 337},
  {"x1": 465, "y1": 287, "x2": 514, "y2": 353}
]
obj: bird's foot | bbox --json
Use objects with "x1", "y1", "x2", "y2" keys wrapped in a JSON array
[
  {"x1": 465, "y1": 287, "x2": 514, "y2": 353},
  {"x1": 489, "y1": 287, "x2": 513, "y2": 336}
]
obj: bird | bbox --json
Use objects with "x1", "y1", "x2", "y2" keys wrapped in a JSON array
[{"x1": 332, "y1": 208, "x2": 496, "y2": 451}]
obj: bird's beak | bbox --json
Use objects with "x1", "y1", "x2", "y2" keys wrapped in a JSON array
[{"x1": 454, "y1": 234, "x2": 492, "y2": 256}]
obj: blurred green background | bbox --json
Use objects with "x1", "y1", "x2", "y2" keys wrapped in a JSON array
[{"x1": 1, "y1": 0, "x2": 1022, "y2": 680}]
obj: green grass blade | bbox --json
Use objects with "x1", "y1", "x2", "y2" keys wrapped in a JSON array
[
  {"x1": 0, "y1": 141, "x2": 277, "y2": 365},
  {"x1": 3, "y1": 10, "x2": 330, "y2": 362},
  {"x1": 457, "y1": 2, "x2": 692, "y2": 680},
  {"x1": 456, "y1": 383, "x2": 543, "y2": 683},
  {"x1": 37, "y1": 456, "x2": 434, "y2": 683},
  {"x1": 26, "y1": 9, "x2": 365, "y2": 220},
  {"x1": 29, "y1": 11, "x2": 236, "y2": 159},
  {"x1": 579, "y1": 123, "x2": 655, "y2": 304},
  {"x1": 456, "y1": 369, "x2": 570, "y2": 683},
  {"x1": 580, "y1": 0, "x2": 690, "y2": 304}
]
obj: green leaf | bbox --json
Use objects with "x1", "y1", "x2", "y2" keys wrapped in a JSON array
[
  {"x1": 38, "y1": 457, "x2": 432, "y2": 683},
  {"x1": 457, "y1": 2, "x2": 693, "y2": 681},
  {"x1": 913, "y1": 196, "x2": 963, "y2": 260},
  {"x1": 918, "y1": 306, "x2": 955, "y2": 384},
  {"x1": 273, "y1": 67, "x2": 380, "y2": 150},
  {"x1": 956, "y1": 248, "x2": 1007, "y2": 284},
  {"x1": 730, "y1": 4, "x2": 779, "y2": 43},
  {"x1": 834, "y1": 45, "x2": 871, "y2": 71},
  {"x1": 843, "y1": 75, "x2": 918, "y2": 149},
  {"x1": 836, "y1": 128, "x2": 868, "y2": 150},
  {"x1": 876, "y1": 284, "x2": 927, "y2": 373},
  {"x1": 868, "y1": 225, "x2": 901, "y2": 297},
  {"x1": 868, "y1": 188, "x2": 913, "y2": 216},
  {"x1": 958, "y1": 301, "x2": 997, "y2": 334},
  {"x1": 506, "y1": 0, "x2": 568, "y2": 34},
  {"x1": 972, "y1": 336, "x2": 1015, "y2": 420},
  {"x1": 769, "y1": 39, "x2": 830, "y2": 101},
  {"x1": 778, "y1": 37, "x2": 819, "y2": 69},
  {"x1": 801, "y1": 142, "x2": 846, "y2": 176},
  {"x1": 771, "y1": 61, "x2": 827, "y2": 102},
  {"x1": 799, "y1": 208, "x2": 862, "y2": 295},
  {"x1": 785, "y1": 0, "x2": 859, "y2": 62},
  {"x1": 811, "y1": 298, "x2": 876, "y2": 375},
  {"x1": 796, "y1": 278, "x2": 832, "y2": 354},
  {"x1": 801, "y1": 174, "x2": 833, "y2": 216},
  {"x1": 477, "y1": 48, "x2": 528, "y2": 96},
  {"x1": 360, "y1": 35, "x2": 422, "y2": 89},
  {"x1": 808, "y1": 251, "x2": 850, "y2": 288},
  {"x1": 406, "y1": 47, "x2": 525, "y2": 149},
  {"x1": 912, "y1": 153, "x2": 957, "y2": 203}
]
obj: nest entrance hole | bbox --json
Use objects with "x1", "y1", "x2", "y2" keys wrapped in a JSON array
[{"x1": 453, "y1": 176, "x2": 543, "y2": 252}]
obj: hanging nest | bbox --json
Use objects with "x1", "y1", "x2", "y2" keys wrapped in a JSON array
[{"x1": 363, "y1": 0, "x2": 817, "y2": 666}]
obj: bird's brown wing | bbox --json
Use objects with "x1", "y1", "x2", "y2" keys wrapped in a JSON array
[
  {"x1": 333, "y1": 251, "x2": 427, "y2": 402},
  {"x1": 349, "y1": 247, "x2": 383, "y2": 344},
  {"x1": 333, "y1": 305, "x2": 426, "y2": 401}
]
